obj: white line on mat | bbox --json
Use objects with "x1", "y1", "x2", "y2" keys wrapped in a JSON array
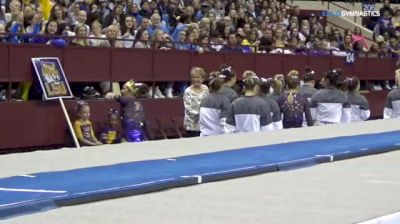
[{"x1": 0, "y1": 188, "x2": 66, "y2": 193}]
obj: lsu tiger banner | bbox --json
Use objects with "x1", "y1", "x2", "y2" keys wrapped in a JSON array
[{"x1": 31, "y1": 57, "x2": 73, "y2": 100}]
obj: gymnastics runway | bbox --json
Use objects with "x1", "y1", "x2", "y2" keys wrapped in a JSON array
[{"x1": 1, "y1": 119, "x2": 400, "y2": 223}]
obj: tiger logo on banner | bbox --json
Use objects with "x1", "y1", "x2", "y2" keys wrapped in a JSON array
[{"x1": 32, "y1": 57, "x2": 73, "y2": 100}]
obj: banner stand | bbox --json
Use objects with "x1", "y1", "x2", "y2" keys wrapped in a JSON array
[
  {"x1": 31, "y1": 57, "x2": 79, "y2": 148},
  {"x1": 59, "y1": 98, "x2": 80, "y2": 148}
]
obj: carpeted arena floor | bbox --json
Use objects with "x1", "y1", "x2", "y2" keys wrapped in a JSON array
[{"x1": 1, "y1": 119, "x2": 400, "y2": 223}]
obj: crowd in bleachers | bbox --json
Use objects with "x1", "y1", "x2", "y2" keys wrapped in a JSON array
[
  {"x1": 0, "y1": 0, "x2": 398, "y2": 56},
  {"x1": 1, "y1": 0, "x2": 400, "y2": 100}
]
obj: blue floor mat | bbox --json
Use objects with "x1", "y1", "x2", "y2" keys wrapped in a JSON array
[{"x1": 1, "y1": 131, "x2": 400, "y2": 219}]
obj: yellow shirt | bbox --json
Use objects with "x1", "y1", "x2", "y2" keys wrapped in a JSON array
[{"x1": 73, "y1": 120, "x2": 96, "y2": 142}]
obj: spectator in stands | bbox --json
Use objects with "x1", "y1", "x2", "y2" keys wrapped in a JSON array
[
  {"x1": 89, "y1": 20, "x2": 105, "y2": 47},
  {"x1": 139, "y1": 17, "x2": 150, "y2": 30},
  {"x1": 352, "y1": 27, "x2": 368, "y2": 50},
  {"x1": 0, "y1": 24, "x2": 6, "y2": 43},
  {"x1": 102, "y1": 3, "x2": 125, "y2": 29},
  {"x1": 183, "y1": 67, "x2": 209, "y2": 137},
  {"x1": 369, "y1": 42, "x2": 380, "y2": 57},
  {"x1": 198, "y1": 33, "x2": 211, "y2": 52},
  {"x1": 375, "y1": 10, "x2": 393, "y2": 38},
  {"x1": 379, "y1": 0, "x2": 393, "y2": 17},
  {"x1": 384, "y1": 69, "x2": 400, "y2": 119},
  {"x1": 99, "y1": 25, "x2": 122, "y2": 99},
  {"x1": 139, "y1": 0, "x2": 152, "y2": 19},
  {"x1": 31, "y1": 20, "x2": 66, "y2": 45},
  {"x1": 73, "y1": 101, "x2": 103, "y2": 146},
  {"x1": 67, "y1": 2, "x2": 81, "y2": 28},
  {"x1": 273, "y1": 28, "x2": 286, "y2": 49},
  {"x1": 199, "y1": 71, "x2": 232, "y2": 136},
  {"x1": 71, "y1": 24, "x2": 90, "y2": 47},
  {"x1": 49, "y1": 4, "x2": 67, "y2": 27},
  {"x1": 121, "y1": 15, "x2": 137, "y2": 48},
  {"x1": 389, "y1": 37, "x2": 400, "y2": 56},
  {"x1": 222, "y1": 31, "x2": 242, "y2": 53},
  {"x1": 99, "y1": 24, "x2": 123, "y2": 48},
  {"x1": 127, "y1": 3, "x2": 142, "y2": 25},
  {"x1": 342, "y1": 76, "x2": 370, "y2": 122},
  {"x1": 392, "y1": 8, "x2": 400, "y2": 26},
  {"x1": 148, "y1": 13, "x2": 168, "y2": 37},
  {"x1": 5, "y1": 0, "x2": 22, "y2": 23},
  {"x1": 339, "y1": 35, "x2": 353, "y2": 51},
  {"x1": 133, "y1": 28, "x2": 150, "y2": 48}
]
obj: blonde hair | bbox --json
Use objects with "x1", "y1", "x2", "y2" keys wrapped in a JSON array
[
  {"x1": 190, "y1": 67, "x2": 206, "y2": 79},
  {"x1": 287, "y1": 70, "x2": 299, "y2": 78},
  {"x1": 242, "y1": 70, "x2": 256, "y2": 79}
]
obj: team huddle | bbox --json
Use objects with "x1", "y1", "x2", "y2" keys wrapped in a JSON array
[{"x1": 184, "y1": 65, "x2": 400, "y2": 137}]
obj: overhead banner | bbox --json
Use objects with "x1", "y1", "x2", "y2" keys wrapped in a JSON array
[{"x1": 31, "y1": 57, "x2": 73, "y2": 100}]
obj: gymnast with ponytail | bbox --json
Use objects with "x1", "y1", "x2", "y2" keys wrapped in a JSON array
[
  {"x1": 226, "y1": 73, "x2": 273, "y2": 133},
  {"x1": 199, "y1": 72, "x2": 232, "y2": 136},
  {"x1": 258, "y1": 77, "x2": 283, "y2": 130},
  {"x1": 342, "y1": 76, "x2": 370, "y2": 122},
  {"x1": 277, "y1": 75, "x2": 313, "y2": 128},
  {"x1": 220, "y1": 64, "x2": 239, "y2": 102},
  {"x1": 310, "y1": 69, "x2": 352, "y2": 125}
]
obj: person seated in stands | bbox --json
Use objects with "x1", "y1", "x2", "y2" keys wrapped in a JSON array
[
  {"x1": 277, "y1": 75, "x2": 313, "y2": 128},
  {"x1": 198, "y1": 34, "x2": 212, "y2": 52},
  {"x1": 106, "y1": 80, "x2": 147, "y2": 142},
  {"x1": 273, "y1": 28, "x2": 286, "y2": 49},
  {"x1": 384, "y1": 69, "x2": 400, "y2": 119},
  {"x1": 226, "y1": 74, "x2": 273, "y2": 133},
  {"x1": 184, "y1": 67, "x2": 209, "y2": 137},
  {"x1": 310, "y1": 69, "x2": 351, "y2": 125},
  {"x1": 0, "y1": 24, "x2": 6, "y2": 43},
  {"x1": 342, "y1": 76, "x2": 370, "y2": 122},
  {"x1": 258, "y1": 77, "x2": 282, "y2": 130},
  {"x1": 199, "y1": 71, "x2": 232, "y2": 136},
  {"x1": 221, "y1": 31, "x2": 242, "y2": 53},
  {"x1": 179, "y1": 27, "x2": 204, "y2": 53},
  {"x1": 100, "y1": 109, "x2": 122, "y2": 144},
  {"x1": 133, "y1": 28, "x2": 151, "y2": 48},
  {"x1": 121, "y1": 15, "x2": 137, "y2": 48},
  {"x1": 352, "y1": 27, "x2": 368, "y2": 50},
  {"x1": 99, "y1": 24, "x2": 123, "y2": 48},
  {"x1": 73, "y1": 101, "x2": 103, "y2": 146},
  {"x1": 88, "y1": 20, "x2": 105, "y2": 47},
  {"x1": 147, "y1": 13, "x2": 168, "y2": 37},
  {"x1": 353, "y1": 41, "x2": 367, "y2": 53},
  {"x1": 30, "y1": 20, "x2": 66, "y2": 46},
  {"x1": 71, "y1": 24, "x2": 90, "y2": 47}
]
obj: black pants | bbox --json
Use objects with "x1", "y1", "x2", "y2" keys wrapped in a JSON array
[{"x1": 185, "y1": 130, "x2": 200, "y2": 138}]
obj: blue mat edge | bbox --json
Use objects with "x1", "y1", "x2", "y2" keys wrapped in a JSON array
[{"x1": 1, "y1": 131, "x2": 400, "y2": 220}]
